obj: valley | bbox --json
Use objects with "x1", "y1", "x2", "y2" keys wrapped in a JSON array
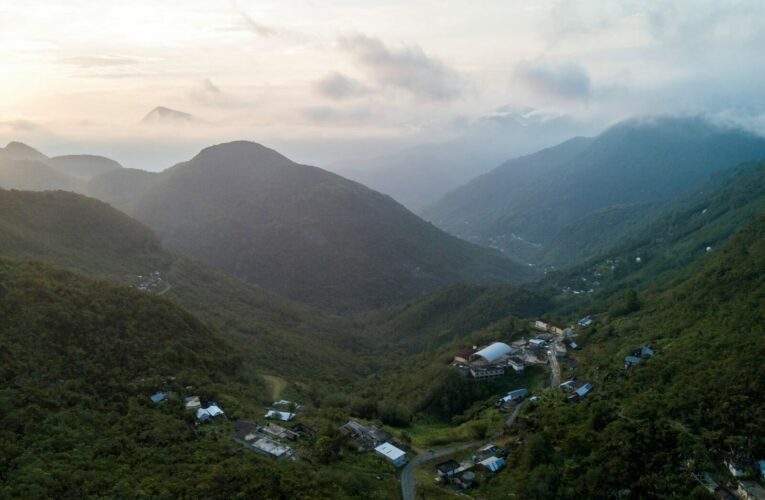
[{"x1": 1, "y1": 116, "x2": 764, "y2": 499}]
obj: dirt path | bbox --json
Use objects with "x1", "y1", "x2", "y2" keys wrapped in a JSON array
[{"x1": 261, "y1": 374, "x2": 288, "y2": 400}]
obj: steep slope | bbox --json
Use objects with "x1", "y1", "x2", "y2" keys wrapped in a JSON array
[
  {"x1": 0, "y1": 141, "x2": 49, "y2": 162},
  {"x1": 480, "y1": 212, "x2": 765, "y2": 499},
  {"x1": 0, "y1": 157, "x2": 84, "y2": 192},
  {"x1": 48, "y1": 154, "x2": 122, "y2": 179},
  {"x1": 0, "y1": 188, "x2": 372, "y2": 386},
  {"x1": 86, "y1": 167, "x2": 160, "y2": 211},
  {"x1": 546, "y1": 159, "x2": 765, "y2": 310},
  {"x1": 131, "y1": 140, "x2": 535, "y2": 312},
  {"x1": 424, "y1": 116, "x2": 765, "y2": 266}
]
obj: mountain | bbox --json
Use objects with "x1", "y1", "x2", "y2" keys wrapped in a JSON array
[
  {"x1": 332, "y1": 107, "x2": 589, "y2": 212},
  {"x1": 0, "y1": 157, "x2": 84, "y2": 192},
  {"x1": 0, "y1": 142, "x2": 124, "y2": 191},
  {"x1": 140, "y1": 106, "x2": 196, "y2": 125},
  {"x1": 86, "y1": 167, "x2": 159, "y2": 211},
  {"x1": 0, "y1": 187, "x2": 377, "y2": 385},
  {"x1": 545, "y1": 159, "x2": 765, "y2": 310},
  {"x1": 129, "y1": 140, "x2": 536, "y2": 312},
  {"x1": 423, "y1": 116, "x2": 765, "y2": 267},
  {"x1": 0, "y1": 140, "x2": 49, "y2": 162},
  {"x1": 48, "y1": 154, "x2": 122, "y2": 179}
]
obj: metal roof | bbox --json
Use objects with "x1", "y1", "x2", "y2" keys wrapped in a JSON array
[
  {"x1": 471, "y1": 342, "x2": 512, "y2": 363},
  {"x1": 375, "y1": 442, "x2": 406, "y2": 461}
]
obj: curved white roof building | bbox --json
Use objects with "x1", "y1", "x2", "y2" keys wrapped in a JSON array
[{"x1": 470, "y1": 342, "x2": 512, "y2": 364}]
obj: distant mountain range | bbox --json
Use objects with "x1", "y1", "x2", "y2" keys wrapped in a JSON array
[
  {"x1": 332, "y1": 107, "x2": 589, "y2": 212},
  {"x1": 0, "y1": 140, "x2": 534, "y2": 312},
  {"x1": 423, "y1": 116, "x2": 765, "y2": 267},
  {"x1": 140, "y1": 106, "x2": 197, "y2": 125}
]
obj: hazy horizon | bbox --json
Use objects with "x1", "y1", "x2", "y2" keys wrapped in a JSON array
[{"x1": 3, "y1": 0, "x2": 765, "y2": 170}]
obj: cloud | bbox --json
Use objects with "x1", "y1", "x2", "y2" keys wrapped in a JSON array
[
  {"x1": 230, "y1": 0, "x2": 277, "y2": 37},
  {"x1": 514, "y1": 60, "x2": 592, "y2": 102},
  {"x1": 337, "y1": 34, "x2": 463, "y2": 101},
  {"x1": 189, "y1": 79, "x2": 243, "y2": 108},
  {"x1": 56, "y1": 55, "x2": 139, "y2": 67},
  {"x1": 0, "y1": 119, "x2": 43, "y2": 132},
  {"x1": 303, "y1": 106, "x2": 372, "y2": 125},
  {"x1": 315, "y1": 72, "x2": 370, "y2": 100}
]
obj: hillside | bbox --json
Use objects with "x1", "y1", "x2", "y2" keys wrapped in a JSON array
[
  {"x1": 130, "y1": 140, "x2": 535, "y2": 312},
  {"x1": 0, "y1": 188, "x2": 376, "y2": 388},
  {"x1": 0, "y1": 258, "x2": 400, "y2": 498},
  {"x1": 545, "y1": 159, "x2": 765, "y2": 313},
  {"x1": 423, "y1": 116, "x2": 765, "y2": 266},
  {"x1": 86, "y1": 167, "x2": 159, "y2": 211},
  {"x1": 48, "y1": 154, "x2": 122, "y2": 179},
  {"x1": 477, "y1": 212, "x2": 765, "y2": 498}
]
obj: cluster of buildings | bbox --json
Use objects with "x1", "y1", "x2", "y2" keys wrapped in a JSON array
[
  {"x1": 234, "y1": 421, "x2": 299, "y2": 461},
  {"x1": 453, "y1": 330, "x2": 570, "y2": 381},
  {"x1": 433, "y1": 442, "x2": 509, "y2": 490},
  {"x1": 148, "y1": 390, "x2": 225, "y2": 423},
  {"x1": 624, "y1": 344, "x2": 655, "y2": 369},
  {"x1": 694, "y1": 456, "x2": 765, "y2": 499},
  {"x1": 340, "y1": 419, "x2": 408, "y2": 468},
  {"x1": 560, "y1": 379, "x2": 594, "y2": 402},
  {"x1": 135, "y1": 271, "x2": 163, "y2": 292}
]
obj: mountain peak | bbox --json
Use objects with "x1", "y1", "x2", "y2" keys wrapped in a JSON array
[
  {"x1": 140, "y1": 106, "x2": 195, "y2": 125},
  {"x1": 190, "y1": 140, "x2": 294, "y2": 167},
  {"x1": 2, "y1": 141, "x2": 49, "y2": 161}
]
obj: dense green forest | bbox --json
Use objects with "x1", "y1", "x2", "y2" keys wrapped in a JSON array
[{"x1": 0, "y1": 258, "x2": 403, "y2": 498}]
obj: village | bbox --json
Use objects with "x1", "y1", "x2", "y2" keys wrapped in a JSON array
[{"x1": 144, "y1": 312, "x2": 764, "y2": 500}]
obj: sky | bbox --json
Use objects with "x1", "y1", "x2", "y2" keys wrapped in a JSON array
[{"x1": 2, "y1": 0, "x2": 765, "y2": 169}]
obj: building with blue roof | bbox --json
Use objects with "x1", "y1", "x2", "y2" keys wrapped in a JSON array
[{"x1": 150, "y1": 391, "x2": 166, "y2": 403}]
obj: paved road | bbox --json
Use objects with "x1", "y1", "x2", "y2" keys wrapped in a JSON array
[{"x1": 400, "y1": 441, "x2": 481, "y2": 500}]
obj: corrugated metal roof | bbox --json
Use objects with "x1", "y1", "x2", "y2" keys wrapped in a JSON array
[{"x1": 472, "y1": 342, "x2": 512, "y2": 363}]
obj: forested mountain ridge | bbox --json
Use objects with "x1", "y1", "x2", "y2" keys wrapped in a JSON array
[
  {"x1": 129, "y1": 140, "x2": 536, "y2": 312},
  {"x1": 424, "y1": 116, "x2": 765, "y2": 267}
]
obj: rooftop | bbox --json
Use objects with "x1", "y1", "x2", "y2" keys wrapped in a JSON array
[{"x1": 375, "y1": 442, "x2": 406, "y2": 461}]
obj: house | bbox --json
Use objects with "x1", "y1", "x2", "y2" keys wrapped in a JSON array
[
  {"x1": 469, "y1": 342, "x2": 512, "y2": 366},
  {"x1": 507, "y1": 356, "x2": 525, "y2": 373},
  {"x1": 624, "y1": 355, "x2": 642, "y2": 369},
  {"x1": 560, "y1": 379, "x2": 578, "y2": 392},
  {"x1": 566, "y1": 382, "x2": 594, "y2": 402},
  {"x1": 479, "y1": 456, "x2": 506, "y2": 472},
  {"x1": 737, "y1": 480, "x2": 765, "y2": 500},
  {"x1": 197, "y1": 404, "x2": 224, "y2": 422},
  {"x1": 241, "y1": 436, "x2": 295, "y2": 460},
  {"x1": 476, "y1": 443, "x2": 499, "y2": 460},
  {"x1": 263, "y1": 423, "x2": 299, "y2": 441},
  {"x1": 436, "y1": 459, "x2": 460, "y2": 478},
  {"x1": 500, "y1": 388, "x2": 527, "y2": 405},
  {"x1": 150, "y1": 391, "x2": 166, "y2": 403},
  {"x1": 569, "y1": 340, "x2": 579, "y2": 350},
  {"x1": 340, "y1": 420, "x2": 391, "y2": 448},
  {"x1": 374, "y1": 442, "x2": 407, "y2": 468},
  {"x1": 579, "y1": 316, "x2": 593, "y2": 327},
  {"x1": 184, "y1": 396, "x2": 201, "y2": 410},
  {"x1": 529, "y1": 338, "x2": 546, "y2": 348},
  {"x1": 265, "y1": 410, "x2": 295, "y2": 422},
  {"x1": 272, "y1": 400, "x2": 301, "y2": 411}
]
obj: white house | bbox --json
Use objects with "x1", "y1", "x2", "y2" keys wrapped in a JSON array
[
  {"x1": 265, "y1": 410, "x2": 295, "y2": 421},
  {"x1": 374, "y1": 442, "x2": 407, "y2": 468}
]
